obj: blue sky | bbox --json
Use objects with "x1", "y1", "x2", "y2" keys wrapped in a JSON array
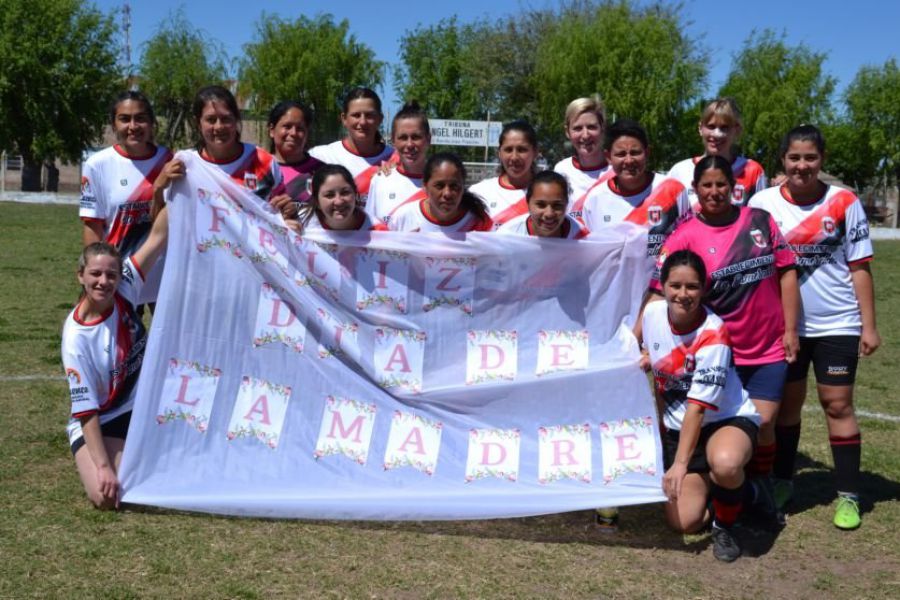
[{"x1": 98, "y1": 0, "x2": 897, "y2": 111}]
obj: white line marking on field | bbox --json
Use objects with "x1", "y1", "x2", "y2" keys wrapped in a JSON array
[
  {"x1": 802, "y1": 405, "x2": 900, "y2": 423},
  {"x1": 0, "y1": 374, "x2": 64, "y2": 382}
]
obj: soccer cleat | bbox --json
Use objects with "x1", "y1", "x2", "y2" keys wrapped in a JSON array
[
  {"x1": 594, "y1": 507, "x2": 619, "y2": 532},
  {"x1": 833, "y1": 494, "x2": 861, "y2": 530},
  {"x1": 747, "y1": 476, "x2": 783, "y2": 531},
  {"x1": 711, "y1": 522, "x2": 741, "y2": 562},
  {"x1": 773, "y1": 478, "x2": 794, "y2": 510}
]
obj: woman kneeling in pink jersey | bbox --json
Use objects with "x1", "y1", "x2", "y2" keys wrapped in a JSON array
[{"x1": 645, "y1": 249, "x2": 760, "y2": 562}]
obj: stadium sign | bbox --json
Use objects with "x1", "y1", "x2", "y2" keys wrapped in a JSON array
[{"x1": 429, "y1": 119, "x2": 502, "y2": 147}]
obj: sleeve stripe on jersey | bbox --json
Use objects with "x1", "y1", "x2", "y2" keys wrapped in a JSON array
[
  {"x1": 72, "y1": 409, "x2": 99, "y2": 419},
  {"x1": 130, "y1": 256, "x2": 145, "y2": 281},
  {"x1": 687, "y1": 398, "x2": 718, "y2": 411},
  {"x1": 80, "y1": 217, "x2": 106, "y2": 225},
  {"x1": 848, "y1": 256, "x2": 873, "y2": 266}
]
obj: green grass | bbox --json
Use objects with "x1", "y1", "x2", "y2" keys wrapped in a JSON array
[{"x1": 1, "y1": 202, "x2": 899, "y2": 599}]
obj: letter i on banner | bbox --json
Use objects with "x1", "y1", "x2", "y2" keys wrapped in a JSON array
[
  {"x1": 374, "y1": 328, "x2": 426, "y2": 394},
  {"x1": 537, "y1": 424, "x2": 592, "y2": 484},
  {"x1": 355, "y1": 248, "x2": 409, "y2": 313},
  {"x1": 422, "y1": 257, "x2": 475, "y2": 314},
  {"x1": 383, "y1": 411, "x2": 443, "y2": 475},
  {"x1": 599, "y1": 417, "x2": 658, "y2": 484},
  {"x1": 253, "y1": 283, "x2": 307, "y2": 353},
  {"x1": 156, "y1": 358, "x2": 221, "y2": 433},
  {"x1": 314, "y1": 396, "x2": 377, "y2": 465},
  {"x1": 226, "y1": 376, "x2": 291, "y2": 449},
  {"x1": 195, "y1": 187, "x2": 245, "y2": 258},
  {"x1": 536, "y1": 330, "x2": 589, "y2": 376},
  {"x1": 465, "y1": 428, "x2": 521, "y2": 483},
  {"x1": 466, "y1": 330, "x2": 518, "y2": 385},
  {"x1": 246, "y1": 213, "x2": 290, "y2": 275},
  {"x1": 316, "y1": 308, "x2": 360, "y2": 361}
]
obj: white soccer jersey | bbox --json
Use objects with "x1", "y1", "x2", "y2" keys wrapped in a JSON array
[
  {"x1": 366, "y1": 165, "x2": 425, "y2": 225},
  {"x1": 468, "y1": 176, "x2": 528, "y2": 229},
  {"x1": 303, "y1": 211, "x2": 387, "y2": 232},
  {"x1": 62, "y1": 257, "x2": 146, "y2": 446},
  {"x1": 642, "y1": 302, "x2": 759, "y2": 432},
  {"x1": 749, "y1": 185, "x2": 873, "y2": 337},
  {"x1": 388, "y1": 200, "x2": 493, "y2": 234},
  {"x1": 497, "y1": 213, "x2": 589, "y2": 239},
  {"x1": 186, "y1": 144, "x2": 283, "y2": 200},
  {"x1": 308, "y1": 140, "x2": 397, "y2": 208},
  {"x1": 554, "y1": 156, "x2": 613, "y2": 217},
  {"x1": 668, "y1": 155, "x2": 768, "y2": 210},
  {"x1": 581, "y1": 173, "x2": 690, "y2": 256}
]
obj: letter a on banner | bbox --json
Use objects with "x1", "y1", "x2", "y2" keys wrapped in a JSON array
[
  {"x1": 384, "y1": 411, "x2": 443, "y2": 475},
  {"x1": 156, "y1": 358, "x2": 221, "y2": 433},
  {"x1": 314, "y1": 396, "x2": 377, "y2": 465},
  {"x1": 226, "y1": 376, "x2": 292, "y2": 449},
  {"x1": 373, "y1": 327, "x2": 426, "y2": 394}
]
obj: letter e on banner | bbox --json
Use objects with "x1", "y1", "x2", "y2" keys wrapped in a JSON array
[
  {"x1": 599, "y1": 417, "x2": 658, "y2": 484},
  {"x1": 536, "y1": 330, "x2": 589, "y2": 376}
]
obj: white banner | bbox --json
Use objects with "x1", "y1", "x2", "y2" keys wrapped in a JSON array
[
  {"x1": 428, "y1": 119, "x2": 502, "y2": 147},
  {"x1": 119, "y1": 151, "x2": 664, "y2": 519}
]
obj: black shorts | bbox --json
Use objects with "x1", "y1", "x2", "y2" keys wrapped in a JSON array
[
  {"x1": 70, "y1": 411, "x2": 132, "y2": 455},
  {"x1": 786, "y1": 335, "x2": 860, "y2": 386},
  {"x1": 663, "y1": 417, "x2": 758, "y2": 474}
]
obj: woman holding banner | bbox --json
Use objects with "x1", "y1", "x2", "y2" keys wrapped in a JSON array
[
  {"x1": 62, "y1": 207, "x2": 170, "y2": 509},
  {"x1": 390, "y1": 153, "x2": 493, "y2": 233},
  {"x1": 469, "y1": 120, "x2": 539, "y2": 229},
  {"x1": 366, "y1": 101, "x2": 431, "y2": 225},
  {"x1": 308, "y1": 87, "x2": 396, "y2": 210},
  {"x1": 295, "y1": 164, "x2": 386, "y2": 232}
]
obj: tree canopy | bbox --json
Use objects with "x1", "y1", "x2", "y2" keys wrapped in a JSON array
[
  {"x1": 139, "y1": 10, "x2": 229, "y2": 149},
  {"x1": 0, "y1": 0, "x2": 121, "y2": 189},
  {"x1": 238, "y1": 14, "x2": 384, "y2": 145}
]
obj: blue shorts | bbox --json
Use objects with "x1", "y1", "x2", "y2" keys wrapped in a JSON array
[{"x1": 736, "y1": 361, "x2": 787, "y2": 402}]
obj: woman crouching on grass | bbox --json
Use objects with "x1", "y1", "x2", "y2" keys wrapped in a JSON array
[
  {"x1": 643, "y1": 249, "x2": 760, "y2": 562},
  {"x1": 62, "y1": 207, "x2": 170, "y2": 509},
  {"x1": 497, "y1": 171, "x2": 589, "y2": 239}
]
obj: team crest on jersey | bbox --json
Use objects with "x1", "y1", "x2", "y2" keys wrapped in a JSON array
[
  {"x1": 65, "y1": 367, "x2": 81, "y2": 384},
  {"x1": 389, "y1": 193, "x2": 396, "y2": 200},
  {"x1": 731, "y1": 184, "x2": 745, "y2": 204},
  {"x1": 647, "y1": 205, "x2": 663, "y2": 225},
  {"x1": 750, "y1": 228, "x2": 767, "y2": 248},
  {"x1": 244, "y1": 172, "x2": 258, "y2": 191},
  {"x1": 708, "y1": 247, "x2": 716, "y2": 254},
  {"x1": 683, "y1": 353, "x2": 696, "y2": 374},
  {"x1": 822, "y1": 216, "x2": 836, "y2": 235},
  {"x1": 120, "y1": 178, "x2": 128, "y2": 186},
  {"x1": 603, "y1": 215, "x2": 611, "y2": 222}
]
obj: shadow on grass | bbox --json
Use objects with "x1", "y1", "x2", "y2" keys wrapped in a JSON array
[{"x1": 787, "y1": 451, "x2": 900, "y2": 516}]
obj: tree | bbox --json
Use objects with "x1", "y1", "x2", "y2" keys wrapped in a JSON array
[
  {"x1": 239, "y1": 14, "x2": 384, "y2": 145},
  {"x1": 139, "y1": 10, "x2": 229, "y2": 149},
  {"x1": 0, "y1": 0, "x2": 121, "y2": 190},
  {"x1": 719, "y1": 30, "x2": 835, "y2": 175},
  {"x1": 532, "y1": 1, "x2": 708, "y2": 165}
]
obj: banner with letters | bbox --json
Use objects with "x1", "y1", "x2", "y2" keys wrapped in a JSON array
[{"x1": 119, "y1": 152, "x2": 665, "y2": 519}]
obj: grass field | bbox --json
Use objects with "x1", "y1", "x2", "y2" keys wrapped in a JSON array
[{"x1": 1, "y1": 201, "x2": 898, "y2": 599}]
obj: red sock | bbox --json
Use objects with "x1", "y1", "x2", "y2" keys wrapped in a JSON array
[
  {"x1": 747, "y1": 442, "x2": 776, "y2": 478},
  {"x1": 711, "y1": 483, "x2": 744, "y2": 527}
]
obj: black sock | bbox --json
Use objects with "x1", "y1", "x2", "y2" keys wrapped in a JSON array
[
  {"x1": 830, "y1": 433, "x2": 861, "y2": 495},
  {"x1": 774, "y1": 423, "x2": 802, "y2": 480}
]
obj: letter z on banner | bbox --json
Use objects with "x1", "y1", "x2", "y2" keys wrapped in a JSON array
[{"x1": 119, "y1": 151, "x2": 663, "y2": 519}]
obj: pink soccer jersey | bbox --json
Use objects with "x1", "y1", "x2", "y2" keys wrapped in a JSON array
[
  {"x1": 749, "y1": 185, "x2": 873, "y2": 337},
  {"x1": 366, "y1": 165, "x2": 426, "y2": 226},
  {"x1": 468, "y1": 176, "x2": 528, "y2": 230},
  {"x1": 553, "y1": 156, "x2": 613, "y2": 216},
  {"x1": 308, "y1": 140, "x2": 397, "y2": 208},
  {"x1": 581, "y1": 173, "x2": 690, "y2": 256},
  {"x1": 388, "y1": 200, "x2": 493, "y2": 234},
  {"x1": 497, "y1": 213, "x2": 589, "y2": 239},
  {"x1": 279, "y1": 154, "x2": 324, "y2": 204},
  {"x1": 668, "y1": 155, "x2": 767, "y2": 211},
  {"x1": 652, "y1": 207, "x2": 795, "y2": 365},
  {"x1": 642, "y1": 301, "x2": 759, "y2": 432}
]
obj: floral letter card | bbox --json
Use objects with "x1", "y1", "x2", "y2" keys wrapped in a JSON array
[
  {"x1": 295, "y1": 240, "x2": 343, "y2": 298},
  {"x1": 196, "y1": 187, "x2": 245, "y2": 258},
  {"x1": 226, "y1": 376, "x2": 292, "y2": 449},
  {"x1": 314, "y1": 395, "x2": 377, "y2": 465},
  {"x1": 253, "y1": 283, "x2": 307, "y2": 353},
  {"x1": 316, "y1": 308, "x2": 360, "y2": 361},
  {"x1": 156, "y1": 358, "x2": 221, "y2": 433},
  {"x1": 246, "y1": 216, "x2": 290, "y2": 275},
  {"x1": 465, "y1": 428, "x2": 521, "y2": 483},
  {"x1": 599, "y1": 417, "x2": 658, "y2": 484},
  {"x1": 355, "y1": 248, "x2": 409, "y2": 313},
  {"x1": 536, "y1": 330, "x2": 589, "y2": 376},
  {"x1": 538, "y1": 423, "x2": 592, "y2": 484},
  {"x1": 383, "y1": 411, "x2": 443, "y2": 476},
  {"x1": 374, "y1": 328, "x2": 425, "y2": 394},
  {"x1": 466, "y1": 330, "x2": 518, "y2": 385},
  {"x1": 422, "y1": 257, "x2": 475, "y2": 315}
]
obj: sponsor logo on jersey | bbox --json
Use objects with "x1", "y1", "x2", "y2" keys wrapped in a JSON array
[
  {"x1": 731, "y1": 184, "x2": 745, "y2": 204},
  {"x1": 244, "y1": 173, "x2": 258, "y2": 191},
  {"x1": 822, "y1": 216, "x2": 836, "y2": 235},
  {"x1": 65, "y1": 367, "x2": 81, "y2": 385},
  {"x1": 683, "y1": 353, "x2": 696, "y2": 374},
  {"x1": 648, "y1": 205, "x2": 662, "y2": 225},
  {"x1": 750, "y1": 228, "x2": 767, "y2": 248},
  {"x1": 80, "y1": 177, "x2": 92, "y2": 196},
  {"x1": 848, "y1": 220, "x2": 870, "y2": 243}
]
